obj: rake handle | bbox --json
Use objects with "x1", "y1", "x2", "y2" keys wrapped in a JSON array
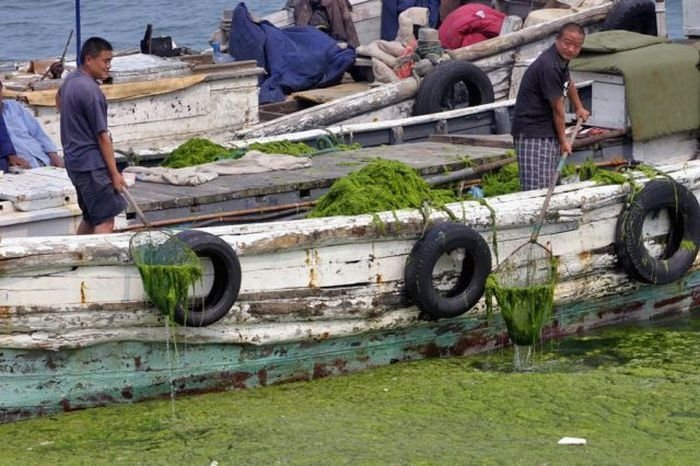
[
  {"x1": 530, "y1": 117, "x2": 584, "y2": 242},
  {"x1": 121, "y1": 187, "x2": 153, "y2": 228}
]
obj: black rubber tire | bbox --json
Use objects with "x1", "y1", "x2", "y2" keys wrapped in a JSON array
[
  {"x1": 173, "y1": 230, "x2": 241, "y2": 326},
  {"x1": 413, "y1": 60, "x2": 495, "y2": 116},
  {"x1": 404, "y1": 222, "x2": 492, "y2": 319},
  {"x1": 602, "y1": 0, "x2": 657, "y2": 36},
  {"x1": 615, "y1": 179, "x2": 700, "y2": 285}
]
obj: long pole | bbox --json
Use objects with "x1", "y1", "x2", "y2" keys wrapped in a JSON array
[{"x1": 75, "y1": 0, "x2": 82, "y2": 65}]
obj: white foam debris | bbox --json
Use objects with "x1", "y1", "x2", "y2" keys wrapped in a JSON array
[{"x1": 558, "y1": 437, "x2": 587, "y2": 445}]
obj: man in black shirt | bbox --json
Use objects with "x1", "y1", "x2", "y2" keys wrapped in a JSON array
[{"x1": 511, "y1": 22, "x2": 590, "y2": 191}]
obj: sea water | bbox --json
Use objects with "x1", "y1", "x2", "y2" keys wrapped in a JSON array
[
  {"x1": 0, "y1": 0, "x2": 286, "y2": 62},
  {"x1": 0, "y1": 0, "x2": 689, "y2": 63},
  {"x1": 0, "y1": 313, "x2": 698, "y2": 464}
]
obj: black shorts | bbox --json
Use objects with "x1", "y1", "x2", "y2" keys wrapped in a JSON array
[{"x1": 68, "y1": 168, "x2": 127, "y2": 226}]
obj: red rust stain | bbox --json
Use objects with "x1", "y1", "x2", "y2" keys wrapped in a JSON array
[
  {"x1": 257, "y1": 369, "x2": 268, "y2": 386},
  {"x1": 577, "y1": 250, "x2": 592, "y2": 262},
  {"x1": 230, "y1": 371, "x2": 253, "y2": 389},
  {"x1": 121, "y1": 386, "x2": 134, "y2": 400},
  {"x1": 420, "y1": 342, "x2": 442, "y2": 358},
  {"x1": 598, "y1": 300, "x2": 645, "y2": 318},
  {"x1": 653, "y1": 293, "x2": 690, "y2": 309},
  {"x1": 450, "y1": 331, "x2": 491, "y2": 356},
  {"x1": 313, "y1": 363, "x2": 331, "y2": 379}
]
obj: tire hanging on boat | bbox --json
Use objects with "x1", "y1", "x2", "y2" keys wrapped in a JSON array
[
  {"x1": 173, "y1": 230, "x2": 241, "y2": 326},
  {"x1": 602, "y1": 0, "x2": 657, "y2": 36},
  {"x1": 615, "y1": 179, "x2": 700, "y2": 285},
  {"x1": 413, "y1": 60, "x2": 495, "y2": 116},
  {"x1": 404, "y1": 222, "x2": 492, "y2": 319}
]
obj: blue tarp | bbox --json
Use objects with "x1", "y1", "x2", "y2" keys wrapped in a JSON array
[
  {"x1": 229, "y1": 3, "x2": 356, "y2": 104},
  {"x1": 381, "y1": 0, "x2": 441, "y2": 41}
]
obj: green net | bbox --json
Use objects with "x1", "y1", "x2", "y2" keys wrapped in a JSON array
[
  {"x1": 485, "y1": 241, "x2": 557, "y2": 346},
  {"x1": 129, "y1": 231, "x2": 203, "y2": 322}
]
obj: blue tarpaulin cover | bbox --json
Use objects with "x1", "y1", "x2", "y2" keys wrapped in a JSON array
[{"x1": 229, "y1": 2, "x2": 356, "y2": 104}]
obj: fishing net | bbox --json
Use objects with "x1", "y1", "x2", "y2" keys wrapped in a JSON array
[
  {"x1": 485, "y1": 119, "x2": 582, "y2": 370},
  {"x1": 485, "y1": 241, "x2": 557, "y2": 370},
  {"x1": 129, "y1": 230, "x2": 203, "y2": 321}
]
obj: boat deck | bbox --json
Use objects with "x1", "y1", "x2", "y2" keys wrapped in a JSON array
[{"x1": 124, "y1": 141, "x2": 513, "y2": 225}]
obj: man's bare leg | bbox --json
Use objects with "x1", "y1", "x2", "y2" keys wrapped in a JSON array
[
  {"x1": 76, "y1": 220, "x2": 95, "y2": 235},
  {"x1": 93, "y1": 218, "x2": 115, "y2": 234}
]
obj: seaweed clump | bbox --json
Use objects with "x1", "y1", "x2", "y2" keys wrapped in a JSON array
[
  {"x1": 248, "y1": 141, "x2": 315, "y2": 156},
  {"x1": 484, "y1": 274, "x2": 555, "y2": 346},
  {"x1": 161, "y1": 138, "x2": 236, "y2": 168},
  {"x1": 138, "y1": 264, "x2": 203, "y2": 321},
  {"x1": 480, "y1": 162, "x2": 520, "y2": 197},
  {"x1": 309, "y1": 159, "x2": 456, "y2": 217},
  {"x1": 130, "y1": 232, "x2": 203, "y2": 323}
]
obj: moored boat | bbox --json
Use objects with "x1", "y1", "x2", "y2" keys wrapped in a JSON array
[
  {"x1": 1, "y1": 0, "x2": 659, "y2": 150},
  {"x1": 2, "y1": 154, "x2": 700, "y2": 422}
]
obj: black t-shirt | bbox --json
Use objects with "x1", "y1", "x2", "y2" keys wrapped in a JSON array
[{"x1": 512, "y1": 45, "x2": 570, "y2": 138}]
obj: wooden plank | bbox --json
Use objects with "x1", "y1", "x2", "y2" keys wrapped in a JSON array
[
  {"x1": 0, "y1": 167, "x2": 77, "y2": 211},
  {"x1": 428, "y1": 134, "x2": 514, "y2": 149},
  {"x1": 124, "y1": 141, "x2": 512, "y2": 217},
  {"x1": 293, "y1": 82, "x2": 370, "y2": 104}
]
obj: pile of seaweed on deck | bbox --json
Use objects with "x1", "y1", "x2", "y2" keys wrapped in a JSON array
[{"x1": 161, "y1": 137, "x2": 639, "y2": 219}]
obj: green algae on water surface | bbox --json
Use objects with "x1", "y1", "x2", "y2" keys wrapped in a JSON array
[
  {"x1": 484, "y1": 274, "x2": 555, "y2": 345},
  {"x1": 3, "y1": 315, "x2": 700, "y2": 465},
  {"x1": 308, "y1": 159, "x2": 457, "y2": 218}
]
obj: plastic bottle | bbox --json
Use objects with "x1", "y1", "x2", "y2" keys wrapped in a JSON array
[
  {"x1": 211, "y1": 41, "x2": 235, "y2": 64},
  {"x1": 467, "y1": 186, "x2": 484, "y2": 199}
]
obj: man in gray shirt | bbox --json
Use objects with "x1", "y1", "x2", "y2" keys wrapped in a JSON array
[{"x1": 58, "y1": 36, "x2": 126, "y2": 234}]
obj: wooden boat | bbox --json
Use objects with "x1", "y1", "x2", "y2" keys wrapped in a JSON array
[
  {"x1": 232, "y1": 0, "x2": 631, "y2": 139},
  {"x1": 1, "y1": 45, "x2": 699, "y2": 418},
  {"x1": 2, "y1": 53, "x2": 263, "y2": 152},
  {"x1": 1, "y1": 0, "x2": 644, "y2": 151},
  {"x1": 2, "y1": 150, "x2": 700, "y2": 422},
  {"x1": 2, "y1": 61, "x2": 698, "y2": 238}
]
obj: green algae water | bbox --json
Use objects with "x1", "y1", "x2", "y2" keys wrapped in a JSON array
[{"x1": 1, "y1": 313, "x2": 699, "y2": 464}]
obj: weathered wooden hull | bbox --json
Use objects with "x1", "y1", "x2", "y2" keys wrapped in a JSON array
[
  {"x1": 13, "y1": 63, "x2": 262, "y2": 151},
  {"x1": 2, "y1": 161, "x2": 700, "y2": 422},
  {"x1": 2, "y1": 266, "x2": 698, "y2": 423}
]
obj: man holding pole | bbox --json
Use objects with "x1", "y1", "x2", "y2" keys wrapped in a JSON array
[{"x1": 58, "y1": 36, "x2": 126, "y2": 235}]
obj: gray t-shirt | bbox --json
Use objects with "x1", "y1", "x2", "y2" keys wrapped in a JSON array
[{"x1": 59, "y1": 70, "x2": 109, "y2": 172}]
